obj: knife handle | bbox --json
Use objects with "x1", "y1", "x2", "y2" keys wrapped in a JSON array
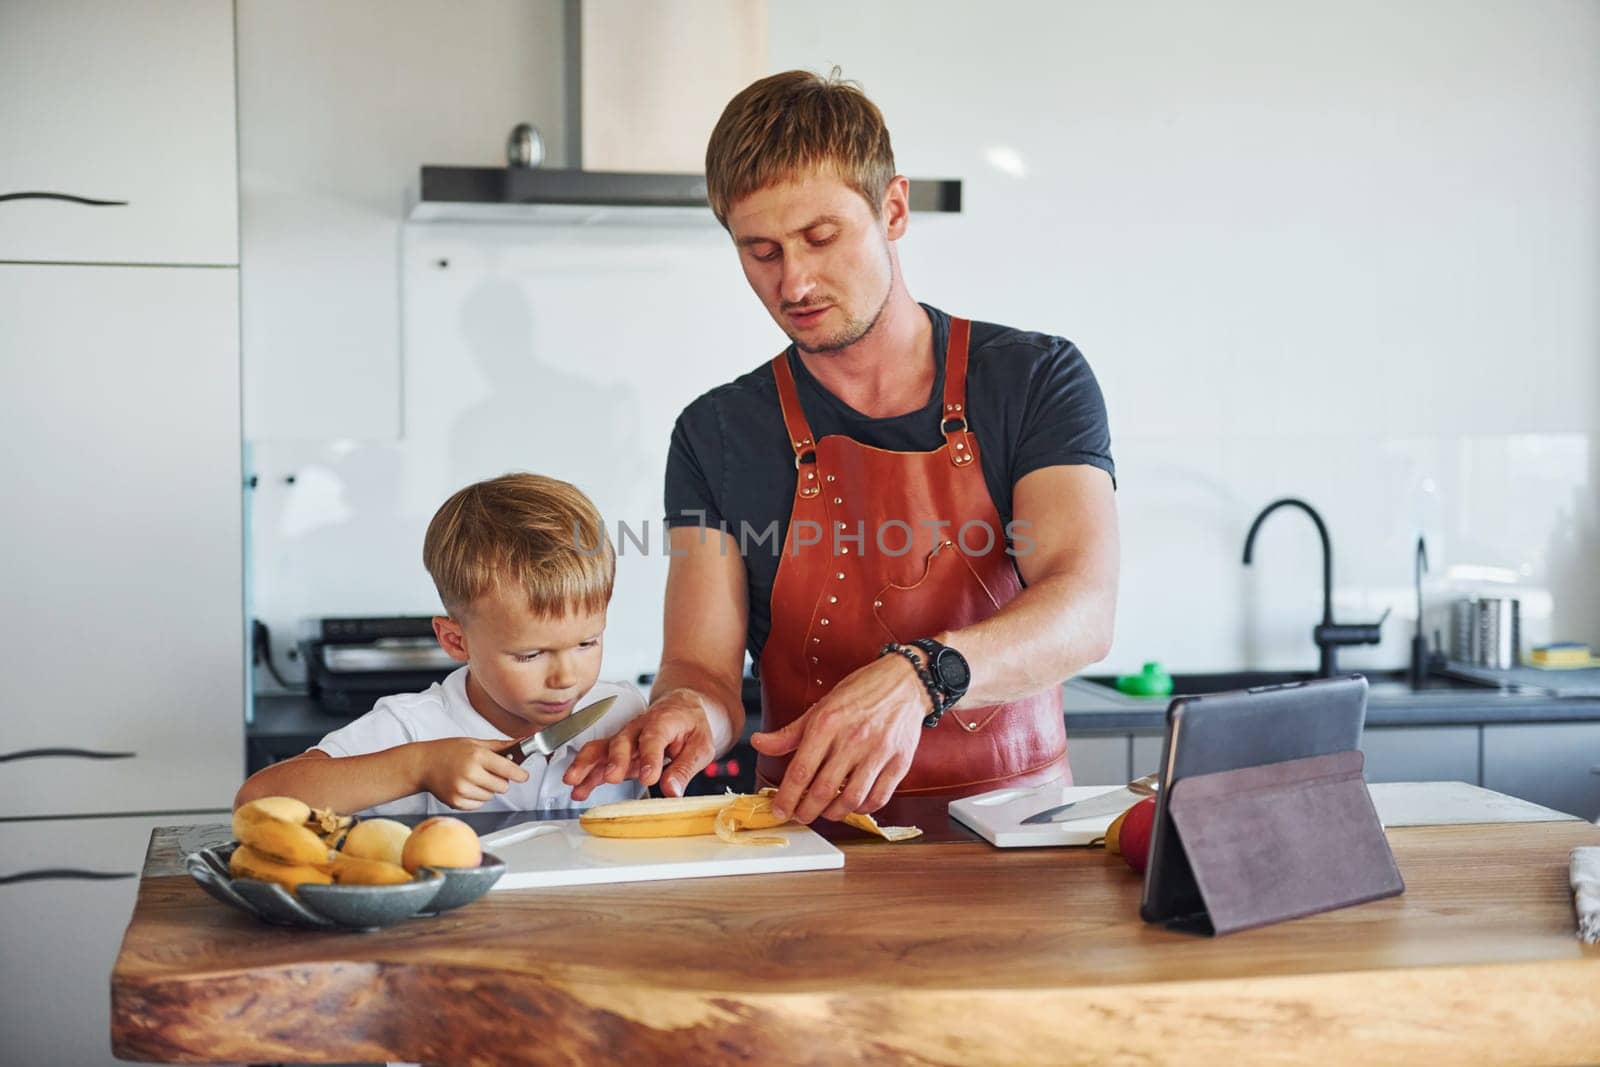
[{"x1": 496, "y1": 739, "x2": 532, "y2": 767}]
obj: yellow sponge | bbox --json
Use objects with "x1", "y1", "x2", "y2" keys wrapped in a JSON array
[{"x1": 1529, "y1": 643, "x2": 1596, "y2": 669}]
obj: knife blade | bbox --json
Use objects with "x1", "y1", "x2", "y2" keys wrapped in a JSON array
[
  {"x1": 495, "y1": 695, "x2": 618, "y2": 766},
  {"x1": 1018, "y1": 773, "x2": 1159, "y2": 826}
]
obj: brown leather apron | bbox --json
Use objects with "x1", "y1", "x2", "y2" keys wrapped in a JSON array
[{"x1": 756, "y1": 317, "x2": 1071, "y2": 819}]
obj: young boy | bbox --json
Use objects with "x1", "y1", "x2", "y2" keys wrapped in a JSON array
[{"x1": 234, "y1": 472, "x2": 647, "y2": 816}]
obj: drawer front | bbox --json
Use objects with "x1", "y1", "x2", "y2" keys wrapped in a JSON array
[
  {"x1": 0, "y1": 1, "x2": 237, "y2": 264},
  {"x1": 0, "y1": 814, "x2": 226, "y2": 1067}
]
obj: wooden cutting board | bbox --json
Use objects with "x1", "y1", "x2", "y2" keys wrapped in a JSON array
[{"x1": 482, "y1": 821, "x2": 844, "y2": 889}]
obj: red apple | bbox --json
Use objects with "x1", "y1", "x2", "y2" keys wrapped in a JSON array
[{"x1": 1117, "y1": 796, "x2": 1158, "y2": 875}]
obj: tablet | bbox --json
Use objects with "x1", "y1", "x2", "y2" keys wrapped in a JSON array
[{"x1": 1138, "y1": 673, "x2": 1369, "y2": 927}]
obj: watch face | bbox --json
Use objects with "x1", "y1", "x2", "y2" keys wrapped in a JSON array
[{"x1": 936, "y1": 649, "x2": 971, "y2": 691}]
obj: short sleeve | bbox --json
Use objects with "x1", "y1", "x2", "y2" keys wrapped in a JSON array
[
  {"x1": 664, "y1": 398, "x2": 725, "y2": 529},
  {"x1": 1012, "y1": 342, "x2": 1116, "y2": 488},
  {"x1": 314, "y1": 703, "x2": 415, "y2": 759}
]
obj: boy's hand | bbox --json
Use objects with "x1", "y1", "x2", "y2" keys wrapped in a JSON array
[
  {"x1": 414, "y1": 738, "x2": 531, "y2": 810},
  {"x1": 564, "y1": 689, "x2": 717, "y2": 801}
]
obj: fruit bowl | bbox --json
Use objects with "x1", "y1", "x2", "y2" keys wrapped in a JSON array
[{"x1": 185, "y1": 842, "x2": 503, "y2": 931}]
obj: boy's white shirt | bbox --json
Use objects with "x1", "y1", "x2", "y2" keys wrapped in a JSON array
[{"x1": 314, "y1": 667, "x2": 647, "y2": 816}]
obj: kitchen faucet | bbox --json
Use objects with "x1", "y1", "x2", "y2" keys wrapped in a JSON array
[
  {"x1": 1241, "y1": 498, "x2": 1388, "y2": 677},
  {"x1": 1409, "y1": 535, "x2": 1430, "y2": 688}
]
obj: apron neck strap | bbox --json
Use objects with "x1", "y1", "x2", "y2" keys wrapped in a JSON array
[
  {"x1": 770, "y1": 351, "x2": 821, "y2": 498},
  {"x1": 941, "y1": 317, "x2": 977, "y2": 468},
  {"x1": 770, "y1": 315, "x2": 979, "y2": 481}
]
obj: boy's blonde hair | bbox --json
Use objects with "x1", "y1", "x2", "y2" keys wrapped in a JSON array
[
  {"x1": 704, "y1": 68, "x2": 895, "y2": 229},
  {"x1": 423, "y1": 473, "x2": 614, "y2": 620}
]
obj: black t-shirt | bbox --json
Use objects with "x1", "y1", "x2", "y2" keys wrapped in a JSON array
[{"x1": 664, "y1": 304, "x2": 1115, "y2": 668}]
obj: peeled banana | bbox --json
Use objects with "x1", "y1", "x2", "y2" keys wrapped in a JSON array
[{"x1": 578, "y1": 790, "x2": 922, "y2": 845}]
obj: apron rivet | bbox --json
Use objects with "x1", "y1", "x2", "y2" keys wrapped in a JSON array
[
  {"x1": 826, "y1": 474, "x2": 836, "y2": 482},
  {"x1": 955, "y1": 403, "x2": 963, "y2": 411},
  {"x1": 832, "y1": 497, "x2": 843, "y2": 504},
  {"x1": 813, "y1": 637, "x2": 821, "y2": 643},
  {"x1": 811, "y1": 656, "x2": 818, "y2": 663},
  {"x1": 840, "y1": 547, "x2": 849, "y2": 554},
  {"x1": 806, "y1": 471, "x2": 815, "y2": 479},
  {"x1": 820, "y1": 618, "x2": 830, "y2": 625},
  {"x1": 956, "y1": 443, "x2": 965, "y2": 450},
  {"x1": 874, "y1": 600, "x2": 882, "y2": 608},
  {"x1": 828, "y1": 596, "x2": 838, "y2": 604}
]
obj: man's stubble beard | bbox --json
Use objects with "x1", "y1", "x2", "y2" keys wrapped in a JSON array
[{"x1": 789, "y1": 243, "x2": 896, "y2": 356}]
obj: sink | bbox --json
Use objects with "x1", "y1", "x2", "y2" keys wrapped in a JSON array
[{"x1": 1078, "y1": 668, "x2": 1498, "y2": 699}]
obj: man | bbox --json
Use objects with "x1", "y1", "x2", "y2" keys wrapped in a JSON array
[{"x1": 567, "y1": 69, "x2": 1118, "y2": 825}]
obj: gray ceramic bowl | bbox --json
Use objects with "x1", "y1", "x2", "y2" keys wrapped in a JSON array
[
  {"x1": 298, "y1": 871, "x2": 445, "y2": 929},
  {"x1": 417, "y1": 852, "x2": 506, "y2": 914},
  {"x1": 186, "y1": 842, "x2": 444, "y2": 931}
]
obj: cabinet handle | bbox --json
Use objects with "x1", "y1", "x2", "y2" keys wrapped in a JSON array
[
  {"x1": 0, "y1": 191, "x2": 128, "y2": 206},
  {"x1": 0, "y1": 869, "x2": 135, "y2": 886},
  {"x1": 0, "y1": 748, "x2": 136, "y2": 763}
]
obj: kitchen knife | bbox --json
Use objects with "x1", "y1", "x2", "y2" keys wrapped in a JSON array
[
  {"x1": 495, "y1": 695, "x2": 618, "y2": 766},
  {"x1": 1018, "y1": 773, "x2": 1159, "y2": 825}
]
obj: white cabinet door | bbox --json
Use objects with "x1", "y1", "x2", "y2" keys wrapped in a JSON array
[
  {"x1": 0, "y1": 813, "x2": 229, "y2": 1067},
  {"x1": 0, "y1": 1, "x2": 237, "y2": 265},
  {"x1": 0, "y1": 265, "x2": 244, "y2": 816}
]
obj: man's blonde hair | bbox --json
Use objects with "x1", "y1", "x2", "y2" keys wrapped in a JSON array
[
  {"x1": 704, "y1": 68, "x2": 895, "y2": 229},
  {"x1": 423, "y1": 473, "x2": 614, "y2": 619}
]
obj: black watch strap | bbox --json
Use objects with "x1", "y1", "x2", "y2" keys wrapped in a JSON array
[
  {"x1": 910, "y1": 637, "x2": 969, "y2": 708},
  {"x1": 879, "y1": 643, "x2": 948, "y2": 727}
]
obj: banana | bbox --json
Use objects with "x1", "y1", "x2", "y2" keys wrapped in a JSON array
[
  {"x1": 580, "y1": 794, "x2": 755, "y2": 840},
  {"x1": 229, "y1": 843, "x2": 333, "y2": 891},
  {"x1": 232, "y1": 796, "x2": 333, "y2": 866},
  {"x1": 330, "y1": 852, "x2": 415, "y2": 886},
  {"x1": 231, "y1": 796, "x2": 311, "y2": 838},
  {"x1": 579, "y1": 790, "x2": 922, "y2": 844}
]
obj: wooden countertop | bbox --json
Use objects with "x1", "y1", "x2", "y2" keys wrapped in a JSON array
[{"x1": 112, "y1": 812, "x2": 1600, "y2": 1065}]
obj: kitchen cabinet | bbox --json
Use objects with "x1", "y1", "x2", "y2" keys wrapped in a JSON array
[
  {"x1": 1, "y1": 814, "x2": 224, "y2": 1067},
  {"x1": 1358, "y1": 726, "x2": 1479, "y2": 784},
  {"x1": 1483, "y1": 723, "x2": 1600, "y2": 820},
  {"x1": 0, "y1": 0, "x2": 237, "y2": 265},
  {"x1": 0, "y1": 264, "x2": 244, "y2": 816},
  {"x1": 1068, "y1": 734, "x2": 1130, "y2": 786}
]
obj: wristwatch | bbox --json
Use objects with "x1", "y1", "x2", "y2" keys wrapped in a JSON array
[{"x1": 910, "y1": 637, "x2": 971, "y2": 713}]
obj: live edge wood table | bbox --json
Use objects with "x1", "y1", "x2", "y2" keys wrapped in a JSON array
[{"x1": 113, "y1": 803, "x2": 1600, "y2": 1067}]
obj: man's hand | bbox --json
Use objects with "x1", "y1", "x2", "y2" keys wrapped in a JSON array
[
  {"x1": 564, "y1": 688, "x2": 720, "y2": 800},
  {"x1": 413, "y1": 738, "x2": 530, "y2": 810},
  {"x1": 750, "y1": 654, "x2": 929, "y2": 824}
]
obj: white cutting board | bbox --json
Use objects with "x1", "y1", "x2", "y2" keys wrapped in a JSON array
[
  {"x1": 481, "y1": 820, "x2": 844, "y2": 889},
  {"x1": 950, "y1": 779, "x2": 1582, "y2": 850},
  {"x1": 948, "y1": 783, "x2": 1135, "y2": 848}
]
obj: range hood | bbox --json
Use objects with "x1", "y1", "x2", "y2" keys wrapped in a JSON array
[
  {"x1": 409, "y1": 166, "x2": 962, "y2": 225},
  {"x1": 408, "y1": 1, "x2": 962, "y2": 225}
]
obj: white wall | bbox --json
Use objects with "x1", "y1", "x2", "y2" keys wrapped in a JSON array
[
  {"x1": 245, "y1": 0, "x2": 1600, "y2": 690},
  {"x1": 238, "y1": 0, "x2": 567, "y2": 441}
]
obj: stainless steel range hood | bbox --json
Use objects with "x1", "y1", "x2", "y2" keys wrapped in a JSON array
[
  {"x1": 408, "y1": 166, "x2": 962, "y2": 225},
  {"x1": 407, "y1": 1, "x2": 962, "y2": 225}
]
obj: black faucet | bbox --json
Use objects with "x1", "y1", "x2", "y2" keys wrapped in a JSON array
[
  {"x1": 1241, "y1": 497, "x2": 1387, "y2": 677},
  {"x1": 1409, "y1": 536, "x2": 1430, "y2": 688}
]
